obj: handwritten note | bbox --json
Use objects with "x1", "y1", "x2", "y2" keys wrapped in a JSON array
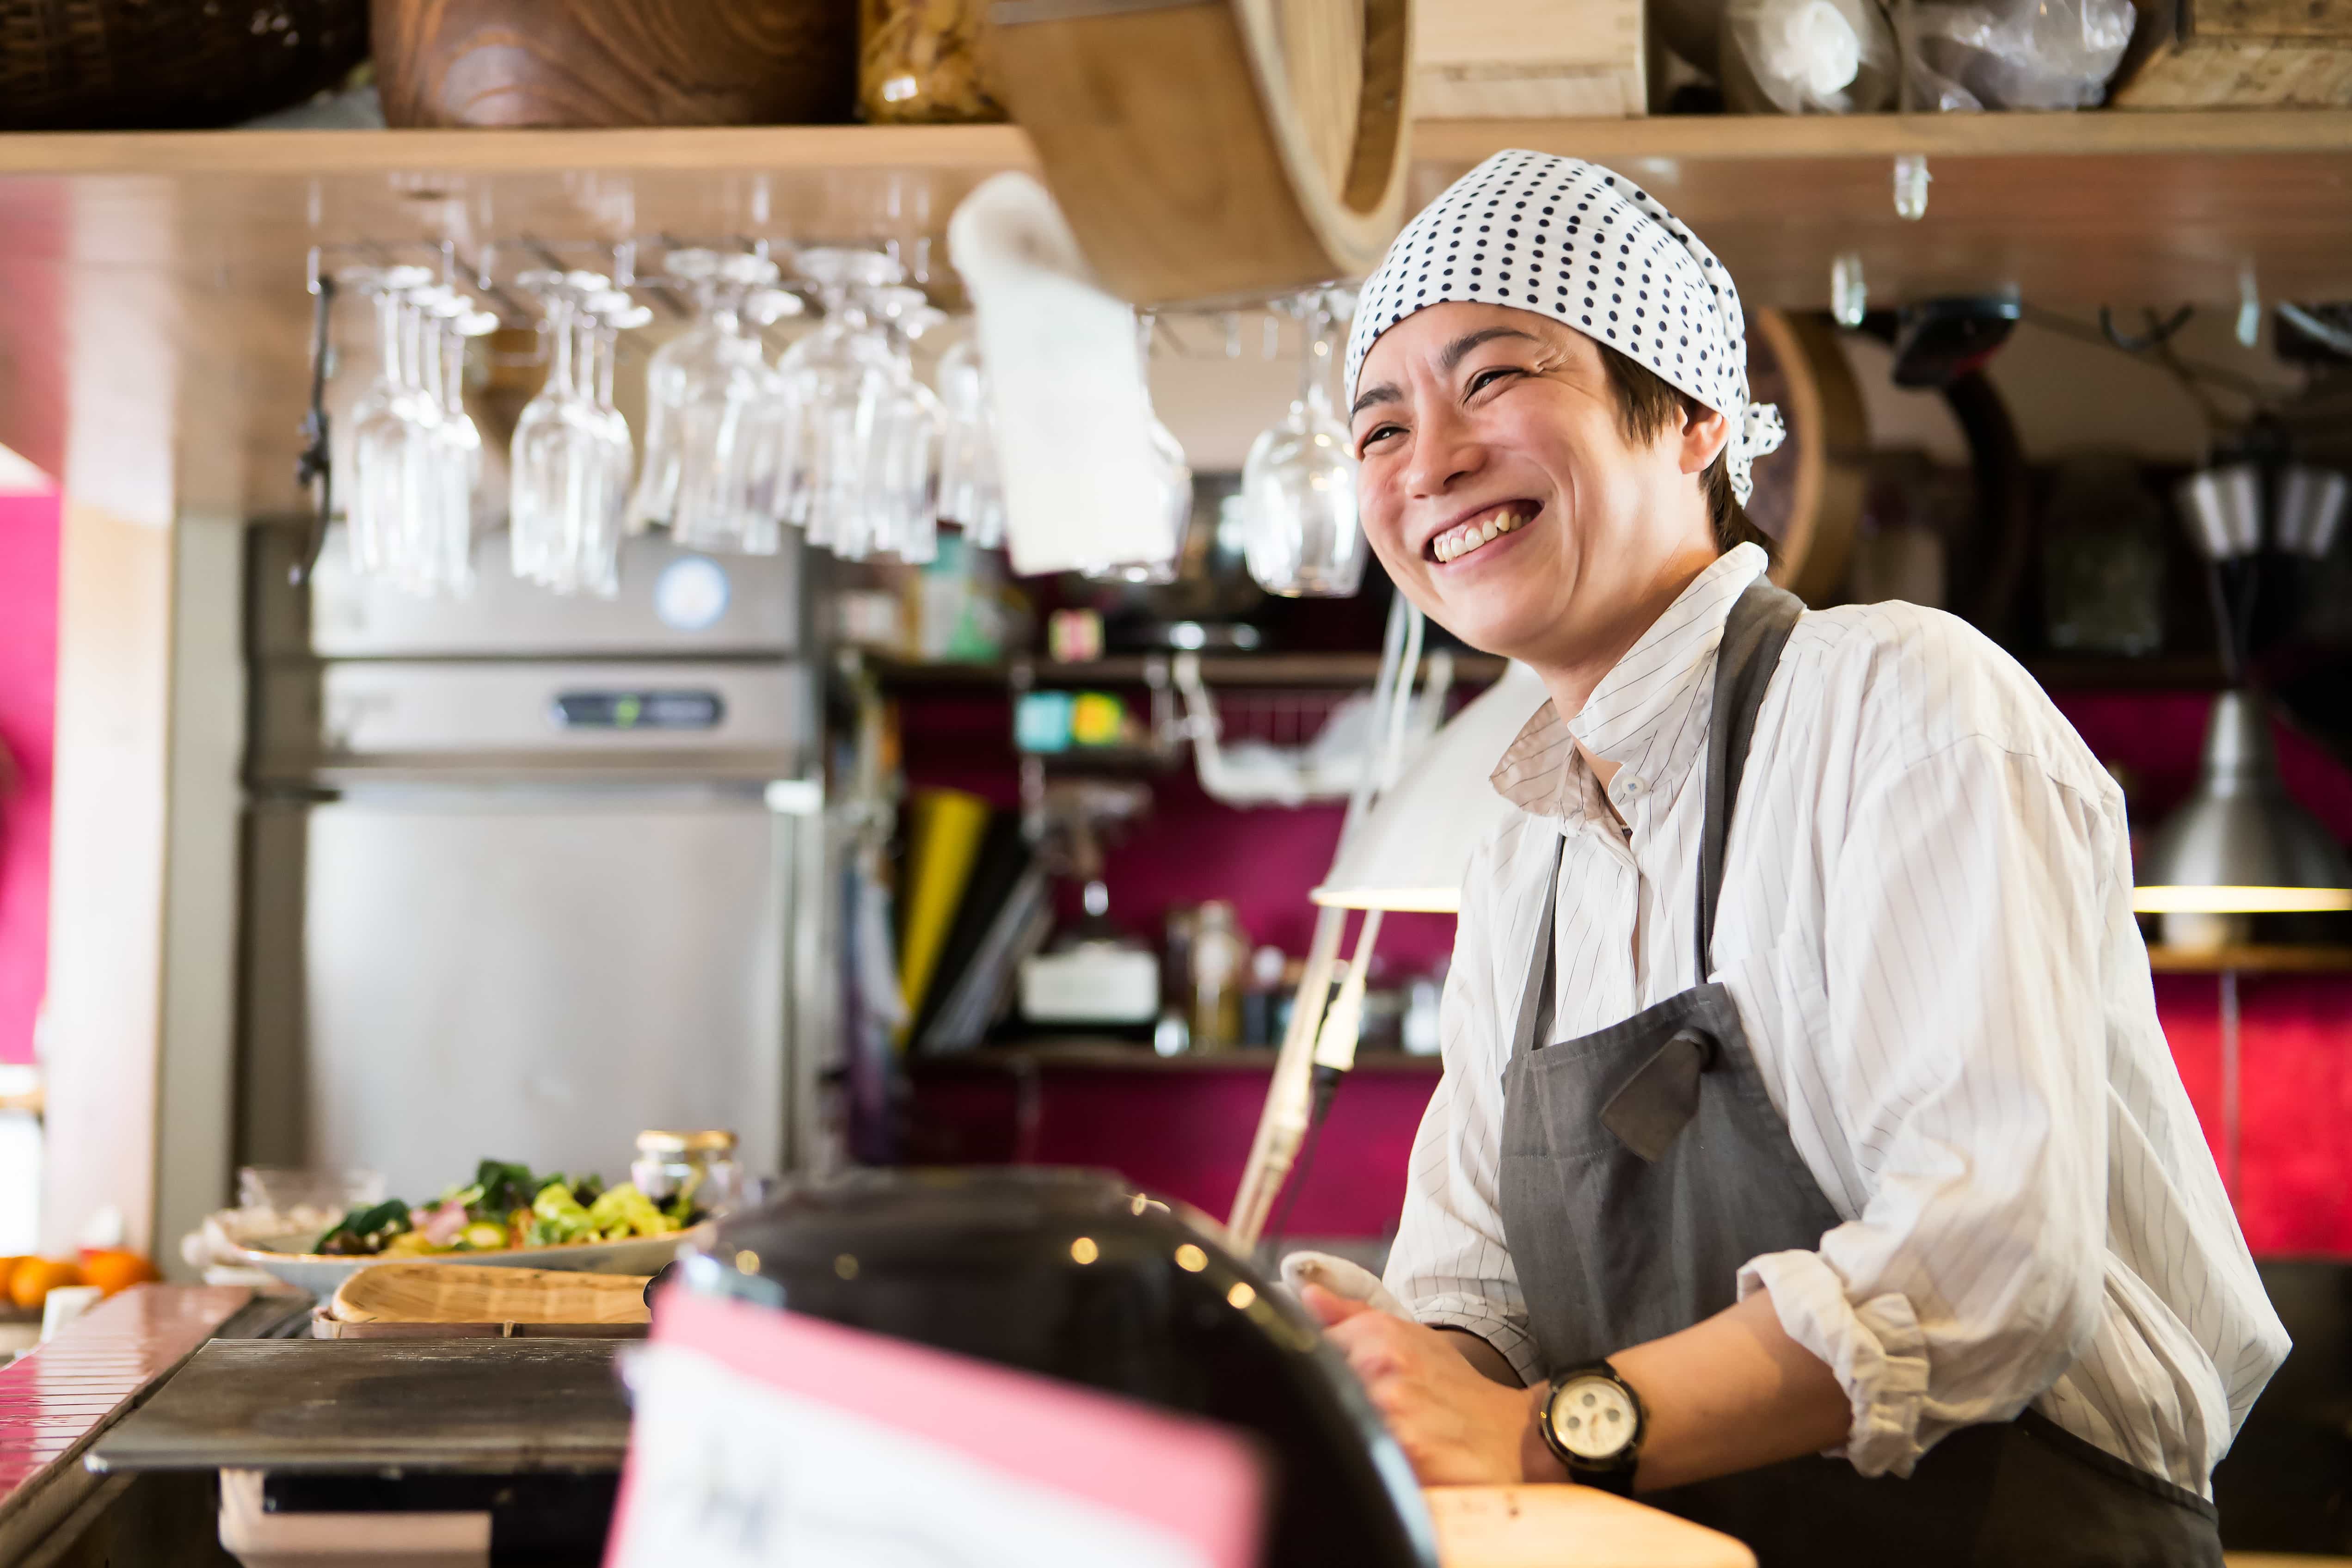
[{"x1": 604, "y1": 1288, "x2": 1265, "y2": 1568}]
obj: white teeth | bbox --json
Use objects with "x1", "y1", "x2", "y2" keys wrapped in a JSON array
[{"x1": 1433, "y1": 507, "x2": 1528, "y2": 564}]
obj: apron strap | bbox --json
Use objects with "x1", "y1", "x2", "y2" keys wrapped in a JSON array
[
  {"x1": 1695, "y1": 578, "x2": 1805, "y2": 980},
  {"x1": 1511, "y1": 572, "x2": 1802, "y2": 1063},
  {"x1": 1511, "y1": 833, "x2": 1567, "y2": 1062}
]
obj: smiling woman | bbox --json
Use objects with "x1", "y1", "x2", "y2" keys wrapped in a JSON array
[
  {"x1": 1313, "y1": 147, "x2": 2279, "y2": 1568},
  {"x1": 1347, "y1": 303, "x2": 1731, "y2": 699}
]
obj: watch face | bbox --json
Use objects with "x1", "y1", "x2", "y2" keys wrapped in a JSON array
[{"x1": 1551, "y1": 1375, "x2": 1639, "y2": 1461}]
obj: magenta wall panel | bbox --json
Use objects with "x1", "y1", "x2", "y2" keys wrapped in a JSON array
[
  {"x1": 0, "y1": 487, "x2": 59, "y2": 1068},
  {"x1": 905, "y1": 684, "x2": 2352, "y2": 1254}
]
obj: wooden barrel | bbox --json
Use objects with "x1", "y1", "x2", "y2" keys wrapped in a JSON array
[
  {"x1": 989, "y1": 0, "x2": 1416, "y2": 306},
  {"x1": 374, "y1": 0, "x2": 859, "y2": 128}
]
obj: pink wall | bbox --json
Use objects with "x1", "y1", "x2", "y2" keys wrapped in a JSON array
[
  {"x1": 908, "y1": 685, "x2": 2352, "y2": 1252},
  {"x1": 0, "y1": 487, "x2": 60, "y2": 1067}
]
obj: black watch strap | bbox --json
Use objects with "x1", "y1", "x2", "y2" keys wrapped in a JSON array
[{"x1": 1539, "y1": 1359, "x2": 1646, "y2": 1495}]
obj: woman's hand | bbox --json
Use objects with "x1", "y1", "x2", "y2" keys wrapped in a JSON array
[{"x1": 1302, "y1": 1284, "x2": 1541, "y2": 1485}]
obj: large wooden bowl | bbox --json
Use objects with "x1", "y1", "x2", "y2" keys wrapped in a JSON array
[
  {"x1": 990, "y1": 0, "x2": 1416, "y2": 305},
  {"x1": 374, "y1": 0, "x2": 858, "y2": 128}
]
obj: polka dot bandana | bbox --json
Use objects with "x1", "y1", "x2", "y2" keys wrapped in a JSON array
[{"x1": 1345, "y1": 149, "x2": 1786, "y2": 506}]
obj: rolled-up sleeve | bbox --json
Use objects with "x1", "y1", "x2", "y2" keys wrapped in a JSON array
[
  {"x1": 1739, "y1": 735, "x2": 2113, "y2": 1477},
  {"x1": 1384, "y1": 837, "x2": 1544, "y2": 1388}
]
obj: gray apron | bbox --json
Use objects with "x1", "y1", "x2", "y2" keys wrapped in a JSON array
[{"x1": 1495, "y1": 578, "x2": 2223, "y2": 1567}]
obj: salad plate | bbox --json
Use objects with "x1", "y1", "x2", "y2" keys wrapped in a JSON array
[
  {"x1": 233, "y1": 1158, "x2": 718, "y2": 1298},
  {"x1": 232, "y1": 1229, "x2": 706, "y2": 1299}
]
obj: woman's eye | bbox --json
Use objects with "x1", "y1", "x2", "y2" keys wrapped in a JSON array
[
  {"x1": 1468, "y1": 367, "x2": 1521, "y2": 395},
  {"x1": 1358, "y1": 424, "x2": 1404, "y2": 452}
]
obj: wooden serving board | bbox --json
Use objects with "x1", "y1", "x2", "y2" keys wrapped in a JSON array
[
  {"x1": 329, "y1": 1264, "x2": 652, "y2": 1328},
  {"x1": 1427, "y1": 1486, "x2": 1756, "y2": 1568}
]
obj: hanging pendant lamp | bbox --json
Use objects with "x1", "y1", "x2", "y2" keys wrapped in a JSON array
[{"x1": 2133, "y1": 689, "x2": 2352, "y2": 916}]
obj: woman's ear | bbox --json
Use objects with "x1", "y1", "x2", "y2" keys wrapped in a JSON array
[{"x1": 1679, "y1": 401, "x2": 1731, "y2": 479}]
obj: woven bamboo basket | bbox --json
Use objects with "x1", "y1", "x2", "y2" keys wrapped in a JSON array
[{"x1": 0, "y1": 0, "x2": 368, "y2": 130}]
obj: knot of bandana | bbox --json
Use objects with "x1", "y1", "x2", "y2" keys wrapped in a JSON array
[
  {"x1": 1728, "y1": 400, "x2": 1787, "y2": 507},
  {"x1": 1345, "y1": 149, "x2": 1784, "y2": 512}
]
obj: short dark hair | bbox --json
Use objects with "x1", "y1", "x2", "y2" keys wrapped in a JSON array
[{"x1": 1595, "y1": 342, "x2": 1775, "y2": 560}]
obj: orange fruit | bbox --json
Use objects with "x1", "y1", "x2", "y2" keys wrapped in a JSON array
[
  {"x1": 79, "y1": 1251, "x2": 158, "y2": 1297},
  {"x1": 10, "y1": 1258, "x2": 85, "y2": 1312}
]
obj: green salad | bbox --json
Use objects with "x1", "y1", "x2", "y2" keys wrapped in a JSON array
[{"x1": 315, "y1": 1159, "x2": 699, "y2": 1258}]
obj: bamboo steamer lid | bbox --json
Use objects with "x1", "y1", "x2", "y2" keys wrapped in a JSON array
[{"x1": 989, "y1": 0, "x2": 1416, "y2": 305}]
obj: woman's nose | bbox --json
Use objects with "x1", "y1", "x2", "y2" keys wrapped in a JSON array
[{"x1": 1404, "y1": 401, "x2": 1483, "y2": 499}]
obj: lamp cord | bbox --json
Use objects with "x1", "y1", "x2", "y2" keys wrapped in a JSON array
[{"x1": 1267, "y1": 1065, "x2": 1343, "y2": 1252}]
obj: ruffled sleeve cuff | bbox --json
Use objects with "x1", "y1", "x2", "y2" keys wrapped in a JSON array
[
  {"x1": 1411, "y1": 1292, "x2": 1544, "y2": 1389},
  {"x1": 1738, "y1": 1249, "x2": 1933, "y2": 1477}
]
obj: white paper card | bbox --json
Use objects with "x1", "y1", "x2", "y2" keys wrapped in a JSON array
[{"x1": 607, "y1": 1344, "x2": 1214, "y2": 1568}]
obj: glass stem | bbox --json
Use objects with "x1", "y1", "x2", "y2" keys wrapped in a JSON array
[
  {"x1": 441, "y1": 325, "x2": 465, "y2": 416},
  {"x1": 400, "y1": 295, "x2": 426, "y2": 395},
  {"x1": 547, "y1": 297, "x2": 575, "y2": 400},
  {"x1": 1292, "y1": 295, "x2": 1318, "y2": 413},
  {"x1": 373, "y1": 289, "x2": 402, "y2": 387}
]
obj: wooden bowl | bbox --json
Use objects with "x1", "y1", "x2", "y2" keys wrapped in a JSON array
[{"x1": 373, "y1": 0, "x2": 858, "y2": 128}]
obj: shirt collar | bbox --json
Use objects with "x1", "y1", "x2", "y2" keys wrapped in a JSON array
[{"x1": 1487, "y1": 544, "x2": 1769, "y2": 818}]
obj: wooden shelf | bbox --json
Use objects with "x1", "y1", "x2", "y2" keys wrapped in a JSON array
[
  {"x1": 2146, "y1": 945, "x2": 2352, "y2": 973},
  {"x1": 8, "y1": 110, "x2": 2352, "y2": 522},
  {"x1": 910, "y1": 1041, "x2": 1443, "y2": 1075},
  {"x1": 878, "y1": 652, "x2": 1508, "y2": 690}
]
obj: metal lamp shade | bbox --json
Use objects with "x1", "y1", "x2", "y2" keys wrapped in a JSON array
[
  {"x1": 2174, "y1": 465, "x2": 2265, "y2": 561},
  {"x1": 2134, "y1": 691, "x2": 2352, "y2": 914},
  {"x1": 2275, "y1": 466, "x2": 2350, "y2": 560},
  {"x1": 1313, "y1": 661, "x2": 1548, "y2": 912}
]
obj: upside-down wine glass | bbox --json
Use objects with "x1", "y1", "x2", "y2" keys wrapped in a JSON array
[
  {"x1": 934, "y1": 334, "x2": 1007, "y2": 549},
  {"x1": 775, "y1": 247, "x2": 905, "y2": 561},
  {"x1": 626, "y1": 249, "x2": 788, "y2": 555},
  {"x1": 1242, "y1": 287, "x2": 1365, "y2": 596}
]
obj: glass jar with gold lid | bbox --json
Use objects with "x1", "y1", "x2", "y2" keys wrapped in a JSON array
[
  {"x1": 860, "y1": 0, "x2": 1005, "y2": 123},
  {"x1": 631, "y1": 1128, "x2": 743, "y2": 1215}
]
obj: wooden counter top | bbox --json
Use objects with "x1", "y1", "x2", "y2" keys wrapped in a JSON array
[{"x1": 1430, "y1": 1485, "x2": 1756, "y2": 1568}]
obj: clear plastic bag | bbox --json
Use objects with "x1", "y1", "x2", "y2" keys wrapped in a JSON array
[
  {"x1": 1721, "y1": 0, "x2": 1899, "y2": 114},
  {"x1": 1898, "y1": 0, "x2": 2137, "y2": 110}
]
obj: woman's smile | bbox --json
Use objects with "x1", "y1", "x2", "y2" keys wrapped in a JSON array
[{"x1": 1427, "y1": 501, "x2": 1541, "y2": 565}]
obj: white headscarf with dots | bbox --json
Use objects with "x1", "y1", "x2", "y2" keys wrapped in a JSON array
[{"x1": 1345, "y1": 150, "x2": 1786, "y2": 506}]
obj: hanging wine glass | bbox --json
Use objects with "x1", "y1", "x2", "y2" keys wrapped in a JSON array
[
  {"x1": 342, "y1": 264, "x2": 433, "y2": 582},
  {"x1": 626, "y1": 249, "x2": 786, "y2": 554},
  {"x1": 865, "y1": 284, "x2": 949, "y2": 565},
  {"x1": 775, "y1": 247, "x2": 905, "y2": 560},
  {"x1": 1242, "y1": 287, "x2": 1365, "y2": 597},
  {"x1": 423, "y1": 292, "x2": 498, "y2": 598},
  {"x1": 572, "y1": 288, "x2": 653, "y2": 596},
  {"x1": 934, "y1": 334, "x2": 1006, "y2": 549},
  {"x1": 510, "y1": 271, "x2": 635, "y2": 596},
  {"x1": 1081, "y1": 311, "x2": 1190, "y2": 584}
]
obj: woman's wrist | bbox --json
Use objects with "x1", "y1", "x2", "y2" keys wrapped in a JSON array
[{"x1": 1518, "y1": 1383, "x2": 1571, "y2": 1483}]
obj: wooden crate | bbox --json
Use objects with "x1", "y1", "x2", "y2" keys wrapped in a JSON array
[
  {"x1": 2110, "y1": 0, "x2": 2352, "y2": 105},
  {"x1": 1413, "y1": 0, "x2": 1648, "y2": 118}
]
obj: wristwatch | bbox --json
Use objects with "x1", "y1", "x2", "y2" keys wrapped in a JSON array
[{"x1": 1538, "y1": 1360, "x2": 1647, "y2": 1494}]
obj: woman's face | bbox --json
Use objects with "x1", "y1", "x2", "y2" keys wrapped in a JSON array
[{"x1": 1349, "y1": 302, "x2": 1725, "y2": 668}]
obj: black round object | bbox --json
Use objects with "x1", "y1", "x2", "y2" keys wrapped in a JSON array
[{"x1": 684, "y1": 1167, "x2": 1438, "y2": 1568}]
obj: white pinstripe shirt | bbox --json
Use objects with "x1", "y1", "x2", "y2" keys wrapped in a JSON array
[{"x1": 1385, "y1": 543, "x2": 2287, "y2": 1493}]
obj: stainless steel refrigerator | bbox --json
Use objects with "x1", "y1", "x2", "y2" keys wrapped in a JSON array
[{"x1": 240, "y1": 528, "x2": 835, "y2": 1200}]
